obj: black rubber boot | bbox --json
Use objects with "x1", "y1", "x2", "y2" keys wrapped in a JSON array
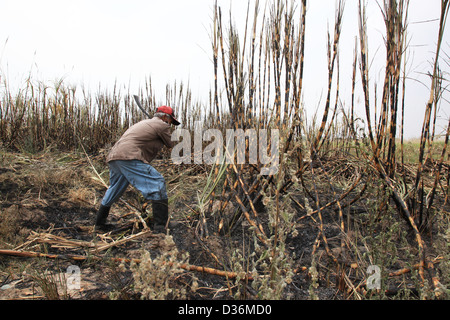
[
  {"x1": 95, "y1": 205, "x2": 112, "y2": 231},
  {"x1": 152, "y1": 199, "x2": 168, "y2": 233}
]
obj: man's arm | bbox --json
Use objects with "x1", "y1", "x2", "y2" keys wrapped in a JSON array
[{"x1": 158, "y1": 123, "x2": 174, "y2": 148}]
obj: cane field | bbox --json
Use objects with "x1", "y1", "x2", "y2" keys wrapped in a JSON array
[{"x1": 1, "y1": 0, "x2": 450, "y2": 300}]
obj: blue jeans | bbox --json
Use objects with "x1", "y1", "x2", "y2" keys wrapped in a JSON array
[{"x1": 101, "y1": 160, "x2": 168, "y2": 207}]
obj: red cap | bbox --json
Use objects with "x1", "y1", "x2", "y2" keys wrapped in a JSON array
[{"x1": 156, "y1": 106, "x2": 180, "y2": 126}]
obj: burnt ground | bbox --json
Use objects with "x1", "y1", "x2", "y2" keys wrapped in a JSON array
[{"x1": 0, "y1": 150, "x2": 448, "y2": 300}]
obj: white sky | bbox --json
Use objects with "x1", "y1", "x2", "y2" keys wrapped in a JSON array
[{"x1": 0, "y1": 0, "x2": 448, "y2": 139}]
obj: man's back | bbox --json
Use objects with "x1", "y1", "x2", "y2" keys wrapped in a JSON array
[{"x1": 106, "y1": 117, "x2": 173, "y2": 164}]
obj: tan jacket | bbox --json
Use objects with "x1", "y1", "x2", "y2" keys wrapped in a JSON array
[{"x1": 106, "y1": 117, "x2": 173, "y2": 164}]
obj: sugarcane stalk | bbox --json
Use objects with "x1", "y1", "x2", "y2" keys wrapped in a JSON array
[{"x1": 0, "y1": 249, "x2": 254, "y2": 281}]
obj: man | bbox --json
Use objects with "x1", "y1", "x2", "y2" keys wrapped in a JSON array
[{"x1": 95, "y1": 105, "x2": 180, "y2": 233}]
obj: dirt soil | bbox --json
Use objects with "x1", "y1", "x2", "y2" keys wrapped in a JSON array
[{"x1": 1, "y1": 150, "x2": 440, "y2": 300}]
